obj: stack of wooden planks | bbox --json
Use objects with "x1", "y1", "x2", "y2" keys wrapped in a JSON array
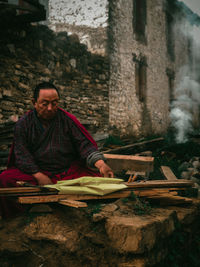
[
  {"x1": 0, "y1": 154, "x2": 196, "y2": 208},
  {"x1": 13, "y1": 179, "x2": 194, "y2": 207}
]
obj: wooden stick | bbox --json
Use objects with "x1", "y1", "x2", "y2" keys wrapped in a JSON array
[{"x1": 58, "y1": 199, "x2": 88, "y2": 208}]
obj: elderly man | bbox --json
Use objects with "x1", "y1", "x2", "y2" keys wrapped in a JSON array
[{"x1": 0, "y1": 82, "x2": 113, "y2": 217}]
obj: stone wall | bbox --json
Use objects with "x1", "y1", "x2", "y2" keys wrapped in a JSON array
[{"x1": 0, "y1": 24, "x2": 109, "y2": 132}]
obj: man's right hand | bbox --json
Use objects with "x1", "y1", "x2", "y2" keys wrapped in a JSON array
[{"x1": 32, "y1": 172, "x2": 53, "y2": 185}]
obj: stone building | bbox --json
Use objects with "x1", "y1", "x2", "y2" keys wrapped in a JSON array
[
  {"x1": 0, "y1": 0, "x2": 200, "y2": 140},
  {"x1": 34, "y1": 0, "x2": 200, "y2": 137}
]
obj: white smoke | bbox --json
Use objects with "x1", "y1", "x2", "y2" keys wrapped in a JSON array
[
  {"x1": 170, "y1": 68, "x2": 199, "y2": 143},
  {"x1": 170, "y1": 18, "x2": 200, "y2": 143}
]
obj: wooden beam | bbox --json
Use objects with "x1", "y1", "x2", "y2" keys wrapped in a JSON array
[
  {"x1": 160, "y1": 166, "x2": 178, "y2": 180},
  {"x1": 104, "y1": 154, "x2": 154, "y2": 172}
]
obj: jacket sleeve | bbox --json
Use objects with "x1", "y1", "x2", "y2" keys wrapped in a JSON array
[
  {"x1": 13, "y1": 120, "x2": 40, "y2": 174},
  {"x1": 69, "y1": 120, "x2": 104, "y2": 166}
]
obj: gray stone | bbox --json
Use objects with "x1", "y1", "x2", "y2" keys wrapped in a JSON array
[{"x1": 69, "y1": 58, "x2": 76, "y2": 68}]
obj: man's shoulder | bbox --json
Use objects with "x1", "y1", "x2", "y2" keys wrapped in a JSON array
[{"x1": 58, "y1": 108, "x2": 79, "y2": 124}]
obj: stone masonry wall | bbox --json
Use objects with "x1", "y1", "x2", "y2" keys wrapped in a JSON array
[
  {"x1": 108, "y1": 0, "x2": 190, "y2": 138},
  {"x1": 0, "y1": 24, "x2": 109, "y2": 155}
]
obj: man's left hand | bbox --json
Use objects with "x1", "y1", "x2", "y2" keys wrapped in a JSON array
[{"x1": 94, "y1": 160, "x2": 114, "y2": 178}]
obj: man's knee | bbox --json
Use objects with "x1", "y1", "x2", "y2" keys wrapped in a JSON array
[{"x1": 0, "y1": 168, "x2": 35, "y2": 187}]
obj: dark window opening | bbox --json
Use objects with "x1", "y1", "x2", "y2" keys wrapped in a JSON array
[
  {"x1": 166, "y1": 68, "x2": 175, "y2": 108},
  {"x1": 165, "y1": 1, "x2": 175, "y2": 62},
  {"x1": 135, "y1": 56, "x2": 147, "y2": 102},
  {"x1": 133, "y1": 0, "x2": 147, "y2": 43}
]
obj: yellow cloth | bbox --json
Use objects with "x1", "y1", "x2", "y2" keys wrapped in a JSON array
[{"x1": 45, "y1": 176, "x2": 127, "y2": 196}]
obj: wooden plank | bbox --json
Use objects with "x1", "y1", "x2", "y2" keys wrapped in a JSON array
[
  {"x1": 125, "y1": 179, "x2": 194, "y2": 189},
  {"x1": 0, "y1": 186, "x2": 58, "y2": 194},
  {"x1": 160, "y1": 166, "x2": 178, "y2": 180},
  {"x1": 104, "y1": 154, "x2": 154, "y2": 172},
  {"x1": 58, "y1": 199, "x2": 88, "y2": 208},
  {"x1": 18, "y1": 190, "x2": 134, "y2": 204}
]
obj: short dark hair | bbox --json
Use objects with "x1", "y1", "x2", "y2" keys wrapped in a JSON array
[{"x1": 33, "y1": 82, "x2": 60, "y2": 101}]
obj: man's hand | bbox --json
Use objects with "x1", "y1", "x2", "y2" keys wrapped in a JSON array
[
  {"x1": 94, "y1": 160, "x2": 114, "y2": 178},
  {"x1": 32, "y1": 172, "x2": 53, "y2": 185}
]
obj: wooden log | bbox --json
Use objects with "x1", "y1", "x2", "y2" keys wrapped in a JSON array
[
  {"x1": 58, "y1": 199, "x2": 88, "y2": 208},
  {"x1": 104, "y1": 154, "x2": 154, "y2": 172},
  {"x1": 160, "y1": 166, "x2": 178, "y2": 180}
]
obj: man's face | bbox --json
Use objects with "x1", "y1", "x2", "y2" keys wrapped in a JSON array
[{"x1": 34, "y1": 89, "x2": 59, "y2": 120}]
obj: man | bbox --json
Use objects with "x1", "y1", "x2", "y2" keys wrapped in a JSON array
[{"x1": 0, "y1": 82, "x2": 113, "y2": 217}]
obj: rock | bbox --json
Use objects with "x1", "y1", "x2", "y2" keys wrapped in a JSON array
[
  {"x1": 190, "y1": 177, "x2": 200, "y2": 185},
  {"x1": 192, "y1": 160, "x2": 200, "y2": 169},
  {"x1": 83, "y1": 79, "x2": 90, "y2": 83},
  {"x1": 3, "y1": 89, "x2": 12, "y2": 97},
  {"x1": 23, "y1": 214, "x2": 80, "y2": 252},
  {"x1": 43, "y1": 68, "x2": 51, "y2": 75},
  {"x1": 181, "y1": 171, "x2": 190, "y2": 180},
  {"x1": 105, "y1": 209, "x2": 176, "y2": 253},
  {"x1": 178, "y1": 162, "x2": 192, "y2": 172},
  {"x1": 92, "y1": 213, "x2": 106, "y2": 222},
  {"x1": 101, "y1": 203, "x2": 118, "y2": 213},
  {"x1": 18, "y1": 82, "x2": 30, "y2": 91},
  {"x1": 69, "y1": 58, "x2": 76, "y2": 68}
]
